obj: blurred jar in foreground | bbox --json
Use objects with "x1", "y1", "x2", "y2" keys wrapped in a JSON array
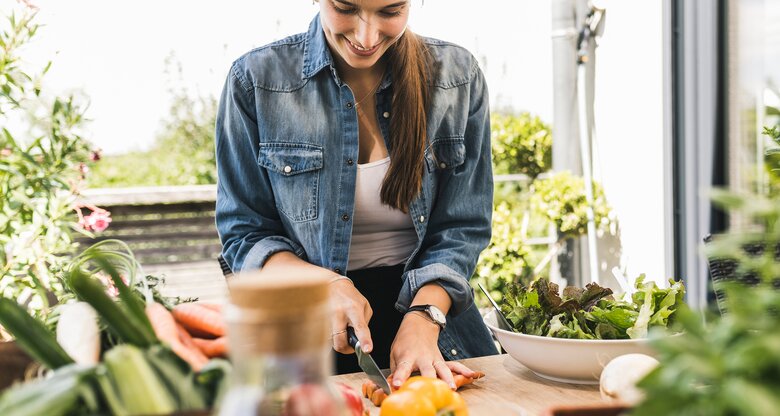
[{"x1": 217, "y1": 271, "x2": 350, "y2": 416}]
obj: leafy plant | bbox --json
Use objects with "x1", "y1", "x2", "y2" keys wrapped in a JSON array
[
  {"x1": 0, "y1": 240, "x2": 227, "y2": 414},
  {"x1": 634, "y1": 127, "x2": 780, "y2": 415},
  {"x1": 500, "y1": 277, "x2": 684, "y2": 340},
  {"x1": 472, "y1": 200, "x2": 534, "y2": 302},
  {"x1": 530, "y1": 171, "x2": 613, "y2": 237},
  {"x1": 473, "y1": 114, "x2": 615, "y2": 307},
  {"x1": 472, "y1": 113, "x2": 553, "y2": 305},
  {"x1": 0, "y1": 8, "x2": 98, "y2": 321},
  {"x1": 491, "y1": 112, "x2": 552, "y2": 179}
]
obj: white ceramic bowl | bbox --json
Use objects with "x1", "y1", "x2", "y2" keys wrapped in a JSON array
[{"x1": 483, "y1": 309, "x2": 657, "y2": 384}]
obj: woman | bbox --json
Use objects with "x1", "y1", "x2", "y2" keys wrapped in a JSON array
[{"x1": 215, "y1": 0, "x2": 498, "y2": 389}]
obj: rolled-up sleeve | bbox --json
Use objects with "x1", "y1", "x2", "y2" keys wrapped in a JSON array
[
  {"x1": 396, "y1": 59, "x2": 493, "y2": 316},
  {"x1": 215, "y1": 62, "x2": 305, "y2": 273}
]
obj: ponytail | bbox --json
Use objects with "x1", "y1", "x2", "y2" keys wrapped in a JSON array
[{"x1": 381, "y1": 29, "x2": 430, "y2": 213}]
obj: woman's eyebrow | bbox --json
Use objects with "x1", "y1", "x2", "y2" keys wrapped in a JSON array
[{"x1": 333, "y1": 0, "x2": 409, "y2": 8}]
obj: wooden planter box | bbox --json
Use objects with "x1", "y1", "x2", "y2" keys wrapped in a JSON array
[{"x1": 0, "y1": 340, "x2": 36, "y2": 391}]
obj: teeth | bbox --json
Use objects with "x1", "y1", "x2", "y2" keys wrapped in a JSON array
[{"x1": 349, "y1": 40, "x2": 369, "y2": 51}]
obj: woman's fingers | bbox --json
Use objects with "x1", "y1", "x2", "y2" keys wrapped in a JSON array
[
  {"x1": 331, "y1": 318, "x2": 353, "y2": 354},
  {"x1": 434, "y1": 360, "x2": 457, "y2": 389},
  {"x1": 391, "y1": 360, "x2": 414, "y2": 388},
  {"x1": 349, "y1": 320, "x2": 373, "y2": 353},
  {"x1": 418, "y1": 361, "x2": 437, "y2": 379},
  {"x1": 446, "y1": 360, "x2": 477, "y2": 378},
  {"x1": 330, "y1": 281, "x2": 372, "y2": 354}
]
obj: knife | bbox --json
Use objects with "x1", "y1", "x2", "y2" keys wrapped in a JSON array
[
  {"x1": 347, "y1": 326, "x2": 391, "y2": 394},
  {"x1": 477, "y1": 282, "x2": 515, "y2": 332}
]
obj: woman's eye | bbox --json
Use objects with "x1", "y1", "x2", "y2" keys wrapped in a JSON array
[
  {"x1": 380, "y1": 10, "x2": 402, "y2": 17},
  {"x1": 334, "y1": 6, "x2": 358, "y2": 15}
]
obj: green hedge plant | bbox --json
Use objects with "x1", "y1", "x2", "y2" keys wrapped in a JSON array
[{"x1": 0, "y1": 8, "x2": 98, "y2": 323}]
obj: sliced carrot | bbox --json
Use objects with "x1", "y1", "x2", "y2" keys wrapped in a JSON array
[
  {"x1": 172, "y1": 303, "x2": 225, "y2": 338},
  {"x1": 192, "y1": 336, "x2": 228, "y2": 358}
]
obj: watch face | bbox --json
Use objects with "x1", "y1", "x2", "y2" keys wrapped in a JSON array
[{"x1": 428, "y1": 306, "x2": 446, "y2": 325}]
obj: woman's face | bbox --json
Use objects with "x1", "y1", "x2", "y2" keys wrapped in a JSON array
[{"x1": 320, "y1": 0, "x2": 410, "y2": 71}]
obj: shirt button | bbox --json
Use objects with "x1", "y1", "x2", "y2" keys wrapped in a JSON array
[
  {"x1": 347, "y1": 159, "x2": 354, "y2": 166},
  {"x1": 450, "y1": 349, "x2": 458, "y2": 356},
  {"x1": 419, "y1": 216, "x2": 425, "y2": 223},
  {"x1": 341, "y1": 214, "x2": 350, "y2": 221},
  {"x1": 283, "y1": 165, "x2": 292, "y2": 173},
  {"x1": 346, "y1": 102, "x2": 354, "y2": 109},
  {"x1": 439, "y1": 162, "x2": 447, "y2": 169},
  {"x1": 383, "y1": 111, "x2": 390, "y2": 118}
]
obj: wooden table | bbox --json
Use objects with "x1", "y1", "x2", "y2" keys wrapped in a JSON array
[{"x1": 332, "y1": 354, "x2": 606, "y2": 416}]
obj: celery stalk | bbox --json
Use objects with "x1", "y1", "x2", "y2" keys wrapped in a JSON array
[{"x1": 103, "y1": 345, "x2": 176, "y2": 414}]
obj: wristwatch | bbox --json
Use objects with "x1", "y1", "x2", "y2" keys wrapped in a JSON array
[{"x1": 407, "y1": 304, "x2": 447, "y2": 330}]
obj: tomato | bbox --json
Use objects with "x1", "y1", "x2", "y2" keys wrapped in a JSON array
[
  {"x1": 334, "y1": 382, "x2": 365, "y2": 416},
  {"x1": 379, "y1": 390, "x2": 437, "y2": 416},
  {"x1": 284, "y1": 384, "x2": 341, "y2": 416}
]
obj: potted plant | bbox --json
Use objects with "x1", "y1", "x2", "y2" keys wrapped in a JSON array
[{"x1": 632, "y1": 127, "x2": 780, "y2": 415}]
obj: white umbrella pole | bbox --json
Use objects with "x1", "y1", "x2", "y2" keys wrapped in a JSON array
[
  {"x1": 576, "y1": 6, "x2": 605, "y2": 285},
  {"x1": 577, "y1": 62, "x2": 600, "y2": 285}
]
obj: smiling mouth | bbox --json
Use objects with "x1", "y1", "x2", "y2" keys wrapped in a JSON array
[{"x1": 344, "y1": 36, "x2": 383, "y2": 55}]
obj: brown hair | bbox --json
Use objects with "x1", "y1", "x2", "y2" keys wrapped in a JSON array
[{"x1": 381, "y1": 29, "x2": 431, "y2": 213}]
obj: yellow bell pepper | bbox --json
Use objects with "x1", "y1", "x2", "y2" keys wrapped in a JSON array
[{"x1": 379, "y1": 376, "x2": 468, "y2": 416}]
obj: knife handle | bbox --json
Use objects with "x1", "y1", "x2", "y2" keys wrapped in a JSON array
[{"x1": 346, "y1": 326, "x2": 360, "y2": 350}]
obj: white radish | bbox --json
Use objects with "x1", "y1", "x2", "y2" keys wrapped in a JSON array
[
  {"x1": 600, "y1": 353, "x2": 659, "y2": 405},
  {"x1": 56, "y1": 302, "x2": 101, "y2": 365}
]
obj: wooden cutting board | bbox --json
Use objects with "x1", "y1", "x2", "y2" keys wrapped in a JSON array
[{"x1": 331, "y1": 353, "x2": 607, "y2": 416}]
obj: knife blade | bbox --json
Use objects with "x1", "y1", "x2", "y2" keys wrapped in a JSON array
[
  {"x1": 477, "y1": 282, "x2": 515, "y2": 332},
  {"x1": 347, "y1": 326, "x2": 391, "y2": 394}
]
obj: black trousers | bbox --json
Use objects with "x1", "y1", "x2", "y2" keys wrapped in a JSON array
[{"x1": 333, "y1": 264, "x2": 405, "y2": 375}]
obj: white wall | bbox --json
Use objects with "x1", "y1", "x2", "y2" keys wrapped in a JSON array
[{"x1": 590, "y1": 0, "x2": 668, "y2": 284}]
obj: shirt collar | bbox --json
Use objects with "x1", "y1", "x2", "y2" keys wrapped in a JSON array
[
  {"x1": 301, "y1": 13, "x2": 394, "y2": 91},
  {"x1": 302, "y1": 14, "x2": 334, "y2": 79}
]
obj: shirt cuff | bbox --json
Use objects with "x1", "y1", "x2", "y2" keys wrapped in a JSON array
[
  {"x1": 240, "y1": 236, "x2": 306, "y2": 273},
  {"x1": 395, "y1": 263, "x2": 474, "y2": 317}
]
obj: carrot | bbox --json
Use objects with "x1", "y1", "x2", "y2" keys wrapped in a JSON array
[
  {"x1": 172, "y1": 303, "x2": 226, "y2": 338},
  {"x1": 177, "y1": 323, "x2": 200, "y2": 352},
  {"x1": 145, "y1": 302, "x2": 209, "y2": 371},
  {"x1": 192, "y1": 336, "x2": 228, "y2": 358},
  {"x1": 361, "y1": 380, "x2": 386, "y2": 407},
  {"x1": 146, "y1": 302, "x2": 182, "y2": 346},
  {"x1": 361, "y1": 371, "x2": 485, "y2": 407}
]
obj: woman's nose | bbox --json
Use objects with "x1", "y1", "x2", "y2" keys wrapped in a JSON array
[{"x1": 353, "y1": 15, "x2": 381, "y2": 48}]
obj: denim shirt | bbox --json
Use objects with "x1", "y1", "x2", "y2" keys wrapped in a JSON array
[{"x1": 216, "y1": 15, "x2": 498, "y2": 360}]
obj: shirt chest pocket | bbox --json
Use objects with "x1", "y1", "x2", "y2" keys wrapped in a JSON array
[
  {"x1": 425, "y1": 137, "x2": 466, "y2": 172},
  {"x1": 258, "y1": 143, "x2": 323, "y2": 222}
]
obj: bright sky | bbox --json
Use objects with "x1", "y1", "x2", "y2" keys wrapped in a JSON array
[{"x1": 8, "y1": 0, "x2": 553, "y2": 154}]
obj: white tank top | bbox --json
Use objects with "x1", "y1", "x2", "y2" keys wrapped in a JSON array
[{"x1": 348, "y1": 157, "x2": 417, "y2": 271}]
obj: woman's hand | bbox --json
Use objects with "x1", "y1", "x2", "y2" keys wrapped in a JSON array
[
  {"x1": 389, "y1": 312, "x2": 479, "y2": 390},
  {"x1": 261, "y1": 251, "x2": 373, "y2": 355},
  {"x1": 330, "y1": 279, "x2": 374, "y2": 355}
]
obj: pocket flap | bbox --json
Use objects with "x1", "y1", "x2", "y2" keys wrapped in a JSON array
[
  {"x1": 425, "y1": 137, "x2": 466, "y2": 172},
  {"x1": 258, "y1": 143, "x2": 324, "y2": 175}
]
